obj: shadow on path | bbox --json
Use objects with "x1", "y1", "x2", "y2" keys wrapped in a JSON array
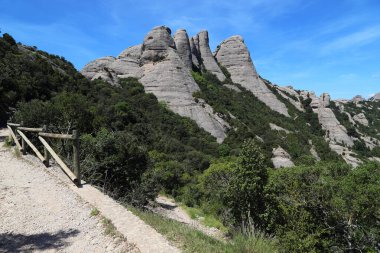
[{"x1": 0, "y1": 229, "x2": 79, "y2": 252}]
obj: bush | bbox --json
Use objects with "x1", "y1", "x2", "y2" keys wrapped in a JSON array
[{"x1": 264, "y1": 162, "x2": 380, "y2": 252}]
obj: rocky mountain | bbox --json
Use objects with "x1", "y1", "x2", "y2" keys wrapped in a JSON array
[{"x1": 81, "y1": 25, "x2": 380, "y2": 168}]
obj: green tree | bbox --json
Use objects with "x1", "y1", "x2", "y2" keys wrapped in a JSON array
[{"x1": 227, "y1": 139, "x2": 268, "y2": 227}]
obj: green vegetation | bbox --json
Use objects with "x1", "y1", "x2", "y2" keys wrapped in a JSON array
[
  {"x1": 181, "y1": 205, "x2": 227, "y2": 232},
  {"x1": 90, "y1": 208, "x2": 100, "y2": 217},
  {"x1": 265, "y1": 162, "x2": 380, "y2": 252},
  {"x1": 102, "y1": 217, "x2": 118, "y2": 237},
  {"x1": 128, "y1": 205, "x2": 279, "y2": 253},
  {"x1": 2, "y1": 33, "x2": 380, "y2": 252}
]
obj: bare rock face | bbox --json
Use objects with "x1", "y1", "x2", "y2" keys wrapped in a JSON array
[
  {"x1": 215, "y1": 36, "x2": 289, "y2": 117},
  {"x1": 82, "y1": 26, "x2": 229, "y2": 143},
  {"x1": 196, "y1": 31, "x2": 226, "y2": 81},
  {"x1": 319, "y1": 93, "x2": 330, "y2": 108},
  {"x1": 276, "y1": 86, "x2": 304, "y2": 112},
  {"x1": 189, "y1": 37, "x2": 201, "y2": 69},
  {"x1": 351, "y1": 95, "x2": 365, "y2": 103},
  {"x1": 370, "y1": 93, "x2": 380, "y2": 101},
  {"x1": 300, "y1": 91, "x2": 319, "y2": 110},
  {"x1": 269, "y1": 123, "x2": 292, "y2": 134},
  {"x1": 271, "y1": 146, "x2": 295, "y2": 168},
  {"x1": 173, "y1": 29, "x2": 192, "y2": 69},
  {"x1": 141, "y1": 26, "x2": 175, "y2": 64},
  {"x1": 81, "y1": 56, "x2": 120, "y2": 85},
  {"x1": 353, "y1": 113, "x2": 369, "y2": 126},
  {"x1": 329, "y1": 144, "x2": 362, "y2": 167},
  {"x1": 318, "y1": 108, "x2": 354, "y2": 147}
]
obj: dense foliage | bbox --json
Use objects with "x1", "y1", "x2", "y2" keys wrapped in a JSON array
[
  {"x1": 3, "y1": 33, "x2": 380, "y2": 252},
  {"x1": 265, "y1": 162, "x2": 380, "y2": 252}
]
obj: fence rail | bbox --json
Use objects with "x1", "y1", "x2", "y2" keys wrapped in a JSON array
[{"x1": 6, "y1": 122, "x2": 81, "y2": 186}]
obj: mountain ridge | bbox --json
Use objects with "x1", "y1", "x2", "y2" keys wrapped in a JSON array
[{"x1": 81, "y1": 25, "x2": 380, "y2": 167}]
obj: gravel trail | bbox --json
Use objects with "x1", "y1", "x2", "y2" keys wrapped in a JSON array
[{"x1": 0, "y1": 129, "x2": 179, "y2": 253}]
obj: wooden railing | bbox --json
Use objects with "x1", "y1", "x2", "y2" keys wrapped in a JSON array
[{"x1": 7, "y1": 122, "x2": 81, "y2": 186}]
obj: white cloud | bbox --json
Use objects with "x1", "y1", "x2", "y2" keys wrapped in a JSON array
[{"x1": 321, "y1": 25, "x2": 380, "y2": 54}]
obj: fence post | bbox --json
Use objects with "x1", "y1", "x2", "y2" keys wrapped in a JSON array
[
  {"x1": 42, "y1": 125, "x2": 49, "y2": 167},
  {"x1": 72, "y1": 130, "x2": 81, "y2": 186},
  {"x1": 20, "y1": 121, "x2": 26, "y2": 155}
]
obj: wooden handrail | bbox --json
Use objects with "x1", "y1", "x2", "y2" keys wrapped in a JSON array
[
  {"x1": 18, "y1": 127, "x2": 44, "y2": 132},
  {"x1": 17, "y1": 130, "x2": 45, "y2": 162},
  {"x1": 39, "y1": 132, "x2": 74, "y2": 140},
  {"x1": 7, "y1": 125, "x2": 22, "y2": 151},
  {"x1": 6, "y1": 122, "x2": 81, "y2": 186},
  {"x1": 38, "y1": 136, "x2": 79, "y2": 185},
  {"x1": 7, "y1": 123, "x2": 20, "y2": 127}
]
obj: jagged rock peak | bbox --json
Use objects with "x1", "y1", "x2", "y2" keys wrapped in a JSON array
[
  {"x1": 370, "y1": 92, "x2": 380, "y2": 101},
  {"x1": 215, "y1": 35, "x2": 290, "y2": 117},
  {"x1": 320, "y1": 93, "x2": 331, "y2": 108},
  {"x1": 173, "y1": 29, "x2": 192, "y2": 69},
  {"x1": 189, "y1": 37, "x2": 200, "y2": 69},
  {"x1": 353, "y1": 113, "x2": 369, "y2": 126},
  {"x1": 351, "y1": 95, "x2": 365, "y2": 103},
  {"x1": 196, "y1": 30, "x2": 226, "y2": 81},
  {"x1": 271, "y1": 146, "x2": 295, "y2": 168},
  {"x1": 141, "y1": 26, "x2": 175, "y2": 63}
]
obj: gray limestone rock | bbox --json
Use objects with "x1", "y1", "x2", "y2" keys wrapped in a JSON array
[
  {"x1": 269, "y1": 123, "x2": 292, "y2": 134},
  {"x1": 197, "y1": 31, "x2": 226, "y2": 81},
  {"x1": 189, "y1": 37, "x2": 200, "y2": 69},
  {"x1": 300, "y1": 91, "x2": 319, "y2": 110},
  {"x1": 140, "y1": 47, "x2": 229, "y2": 142},
  {"x1": 141, "y1": 26, "x2": 175, "y2": 64},
  {"x1": 81, "y1": 56, "x2": 120, "y2": 85},
  {"x1": 329, "y1": 144, "x2": 362, "y2": 167},
  {"x1": 81, "y1": 26, "x2": 230, "y2": 142},
  {"x1": 118, "y1": 44, "x2": 142, "y2": 60},
  {"x1": 351, "y1": 95, "x2": 365, "y2": 103},
  {"x1": 320, "y1": 93, "x2": 330, "y2": 108},
  {"x1": 318, "y1": 108, "x2": 354, "y2": 147},
  {"x1": 271, "y1": 146, "x2": 295, "y2": 168},
  {"x1": 276, "y1": 86, "x2": 304, "y2": 112},
  {"x1": 173, "y1": 29, "x2": 192, "y2": 69},
  {"x1": 81, "y1": 56, "x2": 116, "y2": 80},
  {"x1": 353, "y1": 113, "x2": 369, "y2": 126},
  {"x1": 370, "y1": 93, "x2": 380, "y2": 101},
  {"x1": 215, "y1": 35, "x2": 289, "y2": 117},
  {"x1": 223, "y1": 84, "x2": 241, "y2": 92}
]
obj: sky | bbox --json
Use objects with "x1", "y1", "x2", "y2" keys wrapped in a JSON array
[{"x1": 1, "y1": 0, "x2": 379, "y2": 99}]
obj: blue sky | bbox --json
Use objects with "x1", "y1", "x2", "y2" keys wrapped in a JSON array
[{"x1": 1, "y1": 0, "x2": 379, "y2": 99}]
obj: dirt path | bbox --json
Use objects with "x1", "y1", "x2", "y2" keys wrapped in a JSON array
[
  {"x1": 0, "y1": 129, "x2": 180, "y2": 253},
  {"x1": 152, "y1": 196, "x2": 226, "y2": 240}
]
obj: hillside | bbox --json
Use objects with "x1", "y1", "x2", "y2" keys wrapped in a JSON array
[
  {"x1": 1, "y1": 30, "x2": 380, "y2": 252},
  {"x1": 81, "y1": 25, "x2": 380, "y2": 167}
]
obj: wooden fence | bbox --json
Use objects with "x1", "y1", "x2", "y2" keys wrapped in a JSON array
[{"x1": 7, "y1": 122, "x2": 81, "y2": 186}]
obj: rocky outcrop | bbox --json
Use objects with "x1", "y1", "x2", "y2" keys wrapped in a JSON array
[
  {"x1": 353, "y1": 113, "x2": 369, "y2": 126},
  {"x1": 370, "y1": 93, "x2": 380, "y2": 101},
  {"x1": 351, "y1": 95, "x2": 365, "y2": 103},
  {"x1": 308, "y1": 140, "x2": 321, "y2": 161},
  {"x1": 194, "y1": 31, "x2": 226, "y2": 81},
  {"x1": 269, "y1": 123, "x2": 292, "y2": 134},
  {"x1": 320, "y1": 93, "x2": 330, "y2": 108},
  {"x1": 329, "y1": 144, "x2": 362, "y2": 168},
  {"x1": 81, "y1": 26, "x2": 229, "y2": 142},
  {"x1": 189, "y1": 37, "x2": 200, "y2": 69},
  {"x1": 300, "y1": 91, "x2": 320, "y2": 111},
  {"x1": 271, "y1": 147, "x2": 295, "y2": 168},
  {"x1": 276, "y1": 86, "x2": 304, "y2": 112},
  {"x1": 215, "y1": 36, "x2": 289, "y2": 117},
  {"x1": 173, "y1": 29, "x2": 192, "y2": 69},
  {"x1": 81, "y1": 56, "x2": 118, "y2": 84},
  {"x1": 318, "y1": 108, "x2": 354, "y2": 147},
  {"x1": 141, "y1": 26, "x2": 175, "y2": 64}
]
